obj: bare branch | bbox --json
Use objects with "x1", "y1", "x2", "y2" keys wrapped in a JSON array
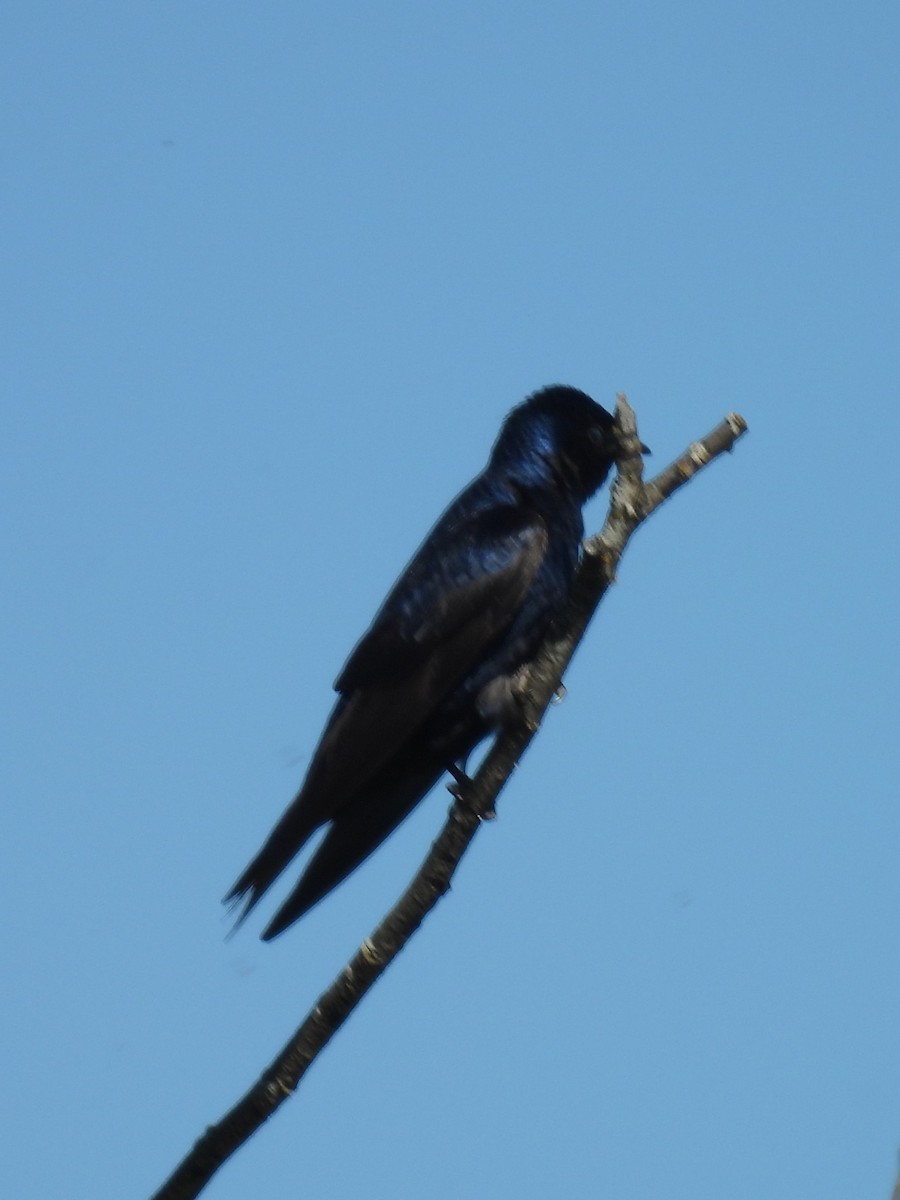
[{"x1": 150, "y1": 399, "x2": 748, "y2": 1200}]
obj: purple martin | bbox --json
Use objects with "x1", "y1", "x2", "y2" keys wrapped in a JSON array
[{"x1": 226, "y1": 385, "x2": 642, "y2": 939}]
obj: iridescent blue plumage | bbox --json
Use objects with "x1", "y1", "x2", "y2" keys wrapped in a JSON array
[{"x1": 225, "y1": 385, "x2": 634, "y2": 939}]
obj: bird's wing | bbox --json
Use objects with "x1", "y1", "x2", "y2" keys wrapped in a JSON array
[
  {"x1": 224, "y1": 503, "x2": 548, "y2": 924},
  {"x1": 300, "y1": 503, "x2": 548, "y2": 820},
  {"x1": 336, "y1": 503, "x2": 545, "y2": 689}
]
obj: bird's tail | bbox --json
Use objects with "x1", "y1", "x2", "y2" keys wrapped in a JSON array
[
  {"x1": 223, "y1": 796, "x2": 321, "y2": 933},
  {"x1": 260, "y1": 755, "x2": 446, "y2": 940}
]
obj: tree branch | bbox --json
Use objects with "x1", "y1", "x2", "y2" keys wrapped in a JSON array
[{"x1": 150, "y1": 398, "x2": 748, "y2": 1200}]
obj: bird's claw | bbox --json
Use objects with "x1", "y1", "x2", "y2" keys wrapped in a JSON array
[{"x1": 446, "y1": 764, "x2": 496, "y2": 821}]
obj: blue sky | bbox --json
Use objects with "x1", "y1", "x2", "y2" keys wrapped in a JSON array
[{"x1": 3, "y1": 3, "x2": 899, "y2": 1198}]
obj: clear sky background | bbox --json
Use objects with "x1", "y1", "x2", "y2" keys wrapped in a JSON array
[{"x1": 3, "y1": 3, "x2": 899, "y2": 1198}]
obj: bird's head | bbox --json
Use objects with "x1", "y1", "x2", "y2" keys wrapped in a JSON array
[{"x1": 492, "y1": 385, "x2": 648, "y2": 501}]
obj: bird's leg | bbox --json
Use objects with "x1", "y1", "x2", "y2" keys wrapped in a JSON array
[
  {"x1": 446, "y1": 760, "x2": 496, "y2": 821},
  {"x1": 446, "y1": 760, "x2": 470, "y2": 795}
]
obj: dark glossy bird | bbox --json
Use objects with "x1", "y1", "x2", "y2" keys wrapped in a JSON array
[{"x1": 226, "y1": 385, "x2": 643, "y2": 940}]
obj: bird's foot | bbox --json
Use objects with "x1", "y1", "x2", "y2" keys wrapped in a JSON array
[
  {"x1": 446, "y1": 763, "x2": 496, "y2": 821},
  {"x1": 446, "y1": 761, "x2": 470, "y2": 798}
]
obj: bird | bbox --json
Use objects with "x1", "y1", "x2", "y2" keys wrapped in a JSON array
[{"x1": 225, "y1": 385, "x2": 645, "y2": 940}]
